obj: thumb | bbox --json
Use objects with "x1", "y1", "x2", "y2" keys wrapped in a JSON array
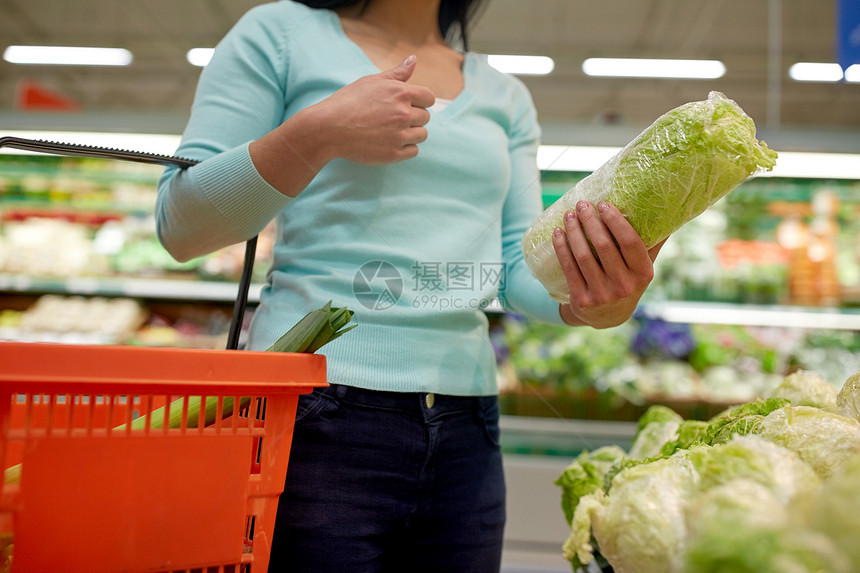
[{"x1": 379, "y1": 54, "x2": 416, "y2": 82}]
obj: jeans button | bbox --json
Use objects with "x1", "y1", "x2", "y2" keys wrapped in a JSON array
[{"x1": 425, "y1": 393, "x2": 435, "y2": 408}]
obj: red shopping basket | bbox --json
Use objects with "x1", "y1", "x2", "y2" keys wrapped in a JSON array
[{"x1": 0, "y1": 341, "x2": 327, "y2": 573}]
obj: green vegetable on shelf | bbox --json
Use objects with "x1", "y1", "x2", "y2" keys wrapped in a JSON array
[
  {"x1": 558, "y1": 366, "x2": 860, "y2": 573},
  {"x1": 523, "y1": 91, "x2": 778, "y2": 303}
]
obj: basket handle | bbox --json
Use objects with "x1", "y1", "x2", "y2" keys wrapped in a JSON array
[{"x1": 0, "y1": 136, "x2": 256, "y2": 350}]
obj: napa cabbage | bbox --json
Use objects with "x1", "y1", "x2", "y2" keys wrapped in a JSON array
[
  {"x1": 523, "y1": 91, "x2": 777, "y2": 303},
  {"x1": 557, "y1": 368, "x2": 860, "y2": 573},
  {"x1": 766, "y1": 369, "x2": 839, "y2": 412},
  {"x1": 759, "y1": 405, "x2": 860, "y2": 479}
]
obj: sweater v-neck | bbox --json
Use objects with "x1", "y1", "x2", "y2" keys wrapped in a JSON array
[{"x1": 324, "y1": 9, "x2": 474, "y2": 118}]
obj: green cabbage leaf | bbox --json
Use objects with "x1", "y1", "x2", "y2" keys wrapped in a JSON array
[{"x1": 628, "y1": 405, "x2": 683, "y2": 460}]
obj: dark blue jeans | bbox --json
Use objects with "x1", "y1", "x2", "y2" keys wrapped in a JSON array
[{"x1": 268, "y1": 384, "x2": 506, "y2": 573}]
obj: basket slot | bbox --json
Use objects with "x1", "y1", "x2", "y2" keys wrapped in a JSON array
[
  {"x1": 45, "y1": 394, "x2": 56, "y2": 436},
  {"x1": 180, "y1": 395, "x2": 191, "y2": 434},
  {"x1": 198, "y1": 396, "x2": 208, "y2": 432},
  {"x1": 162, "y1": 395, "x2": 172, "y2": 435},
  {"x1": 142, "y1": 394, "x2": 155, "y2": 433},
  {"x1": 85, "y1": 394, "x2": 96, "y2": 437},
  {"x1": 243, "y1": 514, "x2": 256, "y2": 552},
  {"x1": 251, "y1": 436, "x2": 263, "y2": 475}
]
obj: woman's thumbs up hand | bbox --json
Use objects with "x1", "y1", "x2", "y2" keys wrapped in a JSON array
[
  {"x1": 311, "y1": 54, "x2": 436, "y2": 165},
  {"x1": 249, "y1": 55, "x2": 437, "y2": 197}
]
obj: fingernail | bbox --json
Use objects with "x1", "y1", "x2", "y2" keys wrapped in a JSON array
[
  {"x1": 402, "y1": 54, "x2": 416, "y2": 66},
  {"x1": 564, "y1": 210, "x2": 576, "y2": 222},
  {"x1": 554, "y1": 227, "x2": 563, "y2": 238},
  {"x1": 577, "y1": 201, "x2": 588, "y2": 212},
  {"x1": 598, "y1": 201, "x2": 609, "y2": 213}
]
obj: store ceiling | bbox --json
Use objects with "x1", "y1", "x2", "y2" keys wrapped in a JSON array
[{"x1": 1, "y1": 0, "x2": 858, "y2": 149}]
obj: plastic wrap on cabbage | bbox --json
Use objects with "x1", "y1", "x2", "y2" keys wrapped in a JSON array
[
  {"x1": 766, "y1": 369, "x2": 839, "y2": 412},
  {"x1": 759, "y1": 405, "x2": 860, "y2": 479},
  {"x1": 558, "y1": 370, "x2": 860, "y2": 573},
  {"x1": 523, "y1": 91, "x2": 778, "y2": 303},
  {"x1": 683, "y1": 478, "x2": 849, "y2": 573},
  {"x1": 837, "y1": 369, "x2": 860, "y2": 421},
  {"x1": 810, "y1": 454, "x2": 860, "y2": 570}
]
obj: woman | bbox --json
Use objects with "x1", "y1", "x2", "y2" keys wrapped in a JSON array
[{"x1": 156, "y1": 1, "x2": 661, "y2": 571}]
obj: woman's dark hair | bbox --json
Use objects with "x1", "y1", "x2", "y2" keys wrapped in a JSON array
[{"x1": 294, "y1": 0, "x2": 489, "y2": 50}]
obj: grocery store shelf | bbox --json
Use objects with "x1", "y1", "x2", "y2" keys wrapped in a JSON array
[
  {"x1": 0, "y1": 273, "x2": 263, "y2": 303},
  {"x1": 3, "y1": 272, "x2": 860, "y2": 332},
  {"x1": 500, "y1": 415, "x2": 636, "y2": 456},
  {"x1": 642, "y1": 300, "x2": 860, "y2": 331}
]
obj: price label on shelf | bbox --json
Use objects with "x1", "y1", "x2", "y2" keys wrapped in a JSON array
[
  {"x1": 65, "y1": 277, "x2": 102, "y2": 295},
  {"x1": 0, "y1": 273, "x2": 33, "y2": 292}
]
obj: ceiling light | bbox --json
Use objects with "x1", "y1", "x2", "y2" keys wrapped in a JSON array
[
  {"x1": 760, "y1": 151, "x2": 860, "y2": 179},
  {"x1": 187, "y1": 48, "x2": 214, "y2": 67},
  {"x1": 582, "y1": 58, "x2": 726, "y2": 79},
  {"x1": 788, "y1": 62, "x2": 844, "y2": 82},
  {"x1": 845, "y1": 64, "x2": 860, "y2": 83},
  {"x1": 487, "y1": 55, "x2": 554, "y2": 75},
  {"x1": 3, "y1": 45, "x2": 132, "y2": 66},
  {"x1": 537, "y1": 145, "x2": 618, "y2": 172}
]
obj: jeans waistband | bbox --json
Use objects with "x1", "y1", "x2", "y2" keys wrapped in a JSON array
[{"x1": 330, "y1": 383, "x2": 496, "y2": 417}]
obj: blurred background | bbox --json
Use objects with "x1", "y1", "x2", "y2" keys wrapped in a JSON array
[{"x1": 1, "y1": 1, "x2": 859, "y2": 571}]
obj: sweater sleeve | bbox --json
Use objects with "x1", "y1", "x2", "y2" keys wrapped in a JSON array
[
  {"x1": 498, "y1": 82, "x2": 566, "y2": 325},
  {"x1": 155, "y1": 5, "x2": 296, "y2": 262}
]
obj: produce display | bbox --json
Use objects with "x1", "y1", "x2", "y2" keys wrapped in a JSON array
[
  {"x1": 0, "y1": 294, "x2": 238, "y2": 348},
  {"x1": 0, "y1": 295, "x2": 147, "y2": 345},
  {"x1": 0, "y1": 155, "x2": 275, "y2": 283},
  {"x1": 497, "y1": 308, "x2": 860, "y2": 418},
  {"x1": 523, "y1": 91, "x2": 778, "y2": 303},
  {"x1": 557, "y1": 369, "x2": 860, "y2": 573}
]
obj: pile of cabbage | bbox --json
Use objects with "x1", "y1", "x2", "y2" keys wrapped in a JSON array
[
  {"x1": 523, "y1": 91, "x2": 778, "y2": 304},
  {"x1": 557, "y1": 369, "x2": 860, "y2": 573}
]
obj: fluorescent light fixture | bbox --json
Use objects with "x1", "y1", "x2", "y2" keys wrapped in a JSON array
[
  {"x1": 487, "y1": 54, "x2": 554, "y2": 75},
  {"x1": 537, "y1": 144, "x2": 860, "y2": 180},
  {"x1": 845, "y1": 64, "x2": 860, "y2": 83},
  {"x1": 3, "y1": 45, "x2": 132, "y2": 66},
  {"x1": 760, "y1": 151, "x2": 860, "y2": 179},
  {"x1": 646, "y1": 301, "x2": 860, "y2": 330},
  {"x1": 537, "y1": 145, "x2": 618, "y2": 172},
  {"x1": 582, "y1": 58, "x2": 726, "y2": 79},
  {"x1": 187, "y1": 48, "x2": 214, "y2": 67},
  {"x1": 788, "y1": 62, "x2": 844, "y2": 82}
]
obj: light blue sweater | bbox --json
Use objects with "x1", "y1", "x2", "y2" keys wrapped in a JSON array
[{"x1": 156, "y1": 0, "x2": 565, "y2": 396}]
